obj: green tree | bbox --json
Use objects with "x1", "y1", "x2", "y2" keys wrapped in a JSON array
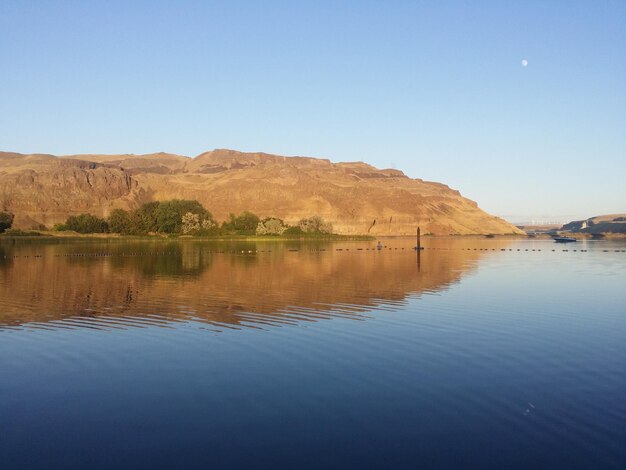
[
  {"x1": 133, "y1": 201, "x2": 160, "y2": 234},
  {"x1": 107, "y1": 209, "x2": 132, "y2": 234},
  {"x1": 64, "y1": 214, "x2": 109, "y2": 233},
  {"x1": 154, "y1": 200, "x2": 211, "y2": 233},
  {"x1": 222, "y1": 211, "x2": 260, "y2": 234},
  {"x1": 107, "y1": 200, "x2": 215, "y2": 235},
  {"x1": 283, "y1": 225, "x2": 304, "y2": 235},
  {"x1": 0, "y1": 212, "x2": 14, "y2": 233}
]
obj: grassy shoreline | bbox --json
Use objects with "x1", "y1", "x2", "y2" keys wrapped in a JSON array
[
  {"x1": 3, "y1": 231, "x2": 624, "y2": 242},
  {"x1": 0, "y1": 230, "x2": 374, "y2": 241}
]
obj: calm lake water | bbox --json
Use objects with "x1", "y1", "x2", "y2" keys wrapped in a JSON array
[{"x1": 1, "y1": 237, "x2": 625, "y2": 469}]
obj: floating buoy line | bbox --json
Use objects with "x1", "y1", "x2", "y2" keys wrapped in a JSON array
[{"x1": 2, "y1": 246, "x2": 625, "y2": 260}]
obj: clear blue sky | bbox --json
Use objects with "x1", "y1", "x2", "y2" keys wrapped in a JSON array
[{"x1": 1, "y1": 1, "x2": 624, "y2": 222}]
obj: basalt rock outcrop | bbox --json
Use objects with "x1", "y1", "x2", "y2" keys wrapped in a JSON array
[
  {"x1": 561, "y1": 214, "x2": 626, "y2": 234},
  {"x1": 0, "y1": 149, "x2": 522, "y2": 235}
]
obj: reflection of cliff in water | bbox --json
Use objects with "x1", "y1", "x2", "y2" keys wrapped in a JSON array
[{"x1": 0, "y1": 240, "x2": 494, "y2": 331}]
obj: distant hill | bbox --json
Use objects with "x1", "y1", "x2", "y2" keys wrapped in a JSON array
[
  {"x1": 562, "y1": 214, "x2": 626, "y2": 234},
  {"x1": 0, "y1": 149, "x2": 523, "y2": 235},
  {"x1": 515, "y1": 224, "x2": 561, "y2": 234}
]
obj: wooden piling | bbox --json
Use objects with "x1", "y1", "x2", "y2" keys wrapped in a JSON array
[
  {"x1": 416, "y1": 226, "x2": 421, "y2": 251},
  {"x1": 417, "y1": 247, "x2": 421, "y2": 271}
]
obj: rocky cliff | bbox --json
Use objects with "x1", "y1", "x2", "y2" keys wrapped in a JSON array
[
  {"x1": 562, "y1": 214, "x2": 626, "y2": 234},
  {"x1": 0, "y1": 149, "x2": 522, "y2": 235}
]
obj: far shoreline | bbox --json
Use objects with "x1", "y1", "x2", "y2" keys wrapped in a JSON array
[
  {"x1": 0, "y1": 231, "x2": 375, "y2": 241},
  {"x1": 2, "y1": 232, "x2": 625, "y2": 242}
]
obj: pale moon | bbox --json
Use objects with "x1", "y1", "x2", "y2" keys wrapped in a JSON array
[{"x1": 521, "y1": 59, "x2": 529, "y2": 67}]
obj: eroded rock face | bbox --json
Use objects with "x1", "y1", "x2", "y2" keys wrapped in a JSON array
[
  {"x1": 561, "y1": 214, "x2": 626, "y2": 234},
  {"x1": 0, "y1": 154, "x2": 139, "y2": 228},
  {"x1": 0, "y1": 149, "x2": 523, "y2": 235}
]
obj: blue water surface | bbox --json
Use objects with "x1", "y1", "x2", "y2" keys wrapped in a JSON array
[{"x1": 1, "y1": 237, "x2": 625, "y2": 469}]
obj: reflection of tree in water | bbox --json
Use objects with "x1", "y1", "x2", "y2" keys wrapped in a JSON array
[
  {"x1": 109, "y1": 243, "x2": 211, "y2": 278},
  {"x1": 0, "y1": 239, "x2": 502, "y2": 330},
  {"x1": 52, "y1": 241, "x2": 213, "y2": 278},
  {"x1": 0, "y1": 245, "x2": 13, "y2": 270},
  {"x1": 228, "y1": 254, "x2": 258, "y2": 267}
]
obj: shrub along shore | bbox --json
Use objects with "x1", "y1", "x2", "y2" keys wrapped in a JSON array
[{"x1": 0, "y1": 200, "x2": 371, "y2": 240}]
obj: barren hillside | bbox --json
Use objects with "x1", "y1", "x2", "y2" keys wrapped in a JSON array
[
  {"x1": 562, "y1": 214, "x2": 626, "y2": 234},
  {"x1": 0, "y1": 149, "x2": 522, "y2": 235}
]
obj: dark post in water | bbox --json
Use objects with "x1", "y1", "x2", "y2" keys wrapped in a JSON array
[{"x1": 416, "y1": 226, "x2": 421, "y2": 251}]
